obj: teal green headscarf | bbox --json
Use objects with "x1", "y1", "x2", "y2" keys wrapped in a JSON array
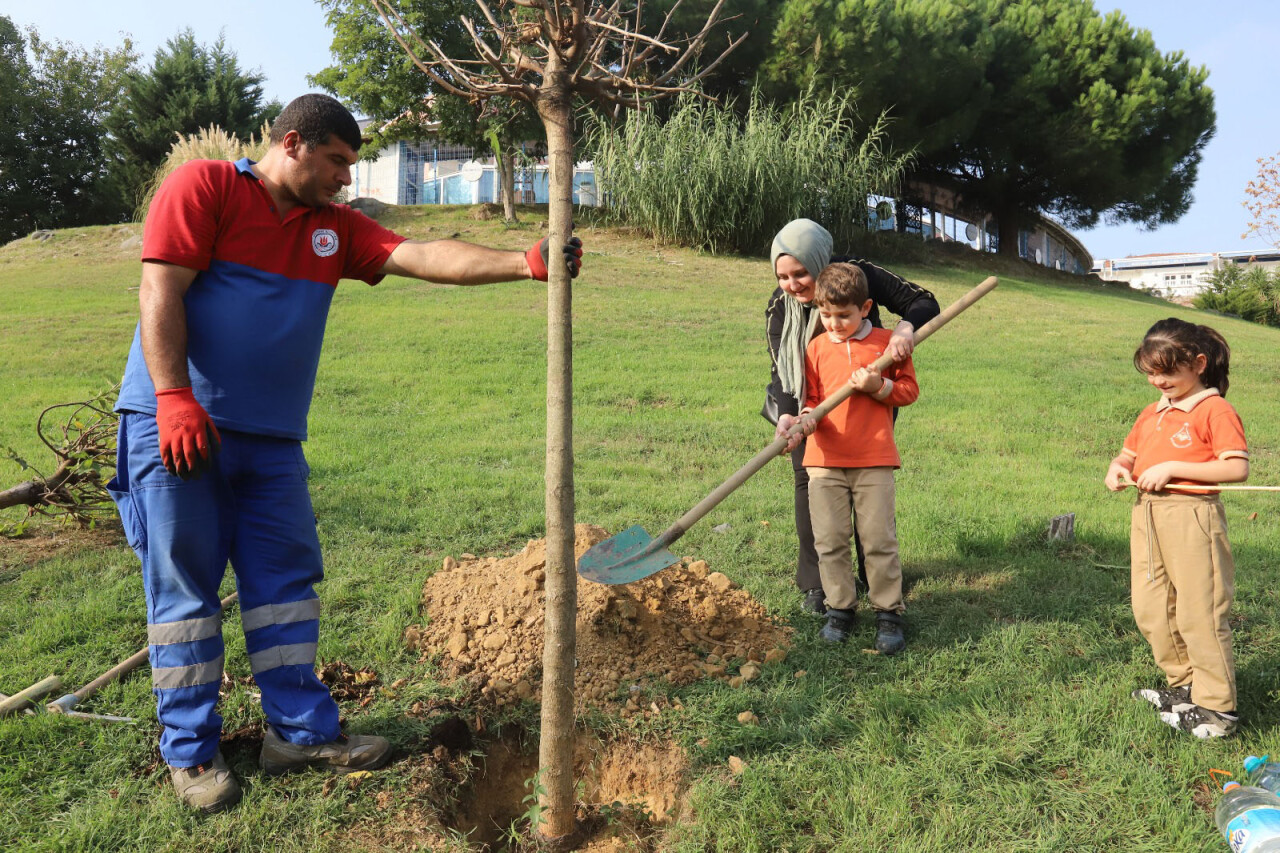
[{"x1": 770, "y1": 219, "x2": 833, "y2": 399}]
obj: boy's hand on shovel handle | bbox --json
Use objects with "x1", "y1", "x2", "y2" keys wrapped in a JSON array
[{"x1": 775, "y1": 413, "x2": 816, "y2": 454}]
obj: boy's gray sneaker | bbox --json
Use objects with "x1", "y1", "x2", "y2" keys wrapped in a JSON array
[
  {"x1": 1160, "y1": 704, "x2": 1239, "y2": 739},
  {"x1": 819, "y1": 607, "x2": 857, "y2": 643},
  {"x1": 874, "y1": 612, "x2": 906, "y2": 656},
  {"x1": 259, "y1": 725, "x2": 391, "y2": 776},
  {"x1": 171, "y1": 751, "x2": 241, "y2": 814},
  {"x1": 1132, "y1": 683, "x2": 1194, "y2": 714}
]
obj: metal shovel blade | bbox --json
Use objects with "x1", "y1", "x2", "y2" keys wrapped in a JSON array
[{"x1": 576, "y1": 525, "x2": 679, "y2": 585}]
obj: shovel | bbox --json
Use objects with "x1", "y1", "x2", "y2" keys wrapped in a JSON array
[
  {"x1": 47, "y1": 592, "x2": 238, "y2": 717},
  {"x1": 578, "y1": 275, "x2": 999, "y2": 584}
]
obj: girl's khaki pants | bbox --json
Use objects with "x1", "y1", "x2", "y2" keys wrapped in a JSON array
[{"x1": 1131, "y1": 492, "x2": 1236, "y2": 713}]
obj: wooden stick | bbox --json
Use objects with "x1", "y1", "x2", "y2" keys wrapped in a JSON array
[
  {"x1": 1122, "y1": 482, "x2": 1280, "y2": 492},
  {"x1": 47, "y1": 592, "x2": 238, "y2": 715},
  {"x1": 1118, "y1": 477, "x2": 1280, "y2": 493},
  {"x1": 0, "y1": 675, "x2": 62, "y2": 718}
]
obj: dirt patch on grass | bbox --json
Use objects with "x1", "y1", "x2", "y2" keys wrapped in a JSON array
[
  {"x1": 406, "y1": 524, "x2": 792, "y2": 715},
  {"x1": 0, "y1": 523, "x2": 125, "y2": 572},
  {"x1": 385, "y1": 524, "x2": 791, "y2": 849}
]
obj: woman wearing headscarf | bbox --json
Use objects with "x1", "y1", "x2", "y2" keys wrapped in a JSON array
[{"x1": 764, "y1": 218, "x2": 939, "y2": 617}]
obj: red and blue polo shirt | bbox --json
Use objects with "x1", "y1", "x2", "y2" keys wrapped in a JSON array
[{"x1": 116, "y1": 158, "x2": 406, "y2": 440}]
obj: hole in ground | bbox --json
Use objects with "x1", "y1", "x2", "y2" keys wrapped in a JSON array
[{"x1": 446, "y1": 728, "x2": 687, "y2": 851}]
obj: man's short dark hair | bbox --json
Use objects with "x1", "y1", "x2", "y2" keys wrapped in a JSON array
[{"x1": 270, "y1": 94, "x2": 363, "y2": 152}]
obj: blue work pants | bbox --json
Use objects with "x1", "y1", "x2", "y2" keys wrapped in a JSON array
[{"x1": 108, "y1": 412, "x2": 340, "y2": 767}]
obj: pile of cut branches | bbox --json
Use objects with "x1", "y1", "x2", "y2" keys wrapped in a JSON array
[{"x1": 1, "y1": 388, "x2": 118, "y2": 533}]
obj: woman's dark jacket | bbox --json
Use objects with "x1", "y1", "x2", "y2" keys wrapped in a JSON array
[{"x1": 763, "y1": 256, "x2": 940, "y2": 423}]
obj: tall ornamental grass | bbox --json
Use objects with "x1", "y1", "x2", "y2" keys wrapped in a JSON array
[
  {"x1": 134, "y1": 123, "x2": 272, "y2": 221},
  {"x1": 587, "y1": 88, "x2": 911, "y2": 255}
]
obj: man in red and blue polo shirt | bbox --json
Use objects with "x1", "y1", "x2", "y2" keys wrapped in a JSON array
[{"x1": 108, "y1": 94, "x2": 583, "y2": 813}]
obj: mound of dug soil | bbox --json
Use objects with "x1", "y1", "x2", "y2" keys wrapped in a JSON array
[{"x1": 406, "y1": 524, "x2": 791, "y2": 714}]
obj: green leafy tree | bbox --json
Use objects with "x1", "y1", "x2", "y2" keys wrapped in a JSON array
[
  {"x1": 311, "y1": 0, "x2": 543, "y2": 220},
  {"x1": 105, "y1": 30, "x2": 280, "y2": 209},
  {"x1": 766, "y1": 0, "x2": 1216, "y2": 256},
  {"x1": 0, "y1": 17, "x2": 137, "y2": 244}
]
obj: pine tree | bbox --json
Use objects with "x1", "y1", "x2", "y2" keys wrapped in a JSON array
[{"x1": 105, "y1": 30, "x2": 281, "y2": 209}]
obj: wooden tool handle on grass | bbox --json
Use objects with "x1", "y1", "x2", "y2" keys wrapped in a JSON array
[
  {"x1": 47, "y1": 592, "x2": 239, "y2": 714},
  {"x1": 653, "y1": 275, "x2": 999, "y2": 548},
  {"x1": 0, "y1": 676, "x2": 61, "y2": 718}
]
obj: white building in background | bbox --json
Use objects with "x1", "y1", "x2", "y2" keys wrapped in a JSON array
[
  {"x1": 348, "y1": 131, "x2": 600, "y2": 207},
  {"x1": 1092, "y1": 250, "x2": 1280, "y2": 299}
]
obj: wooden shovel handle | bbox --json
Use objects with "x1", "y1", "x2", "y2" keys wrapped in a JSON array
[
  {"x1": 802, "y1": 276, "x2": 999, "y2": 425},
  {"x1": 0, "y1": 675, "x2": 61, "y2": 718},
  {"x1": 653, "y1": 275, "x2": 999, "y2": 549}
]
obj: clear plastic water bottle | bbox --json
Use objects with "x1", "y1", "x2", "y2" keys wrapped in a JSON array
[
  {"x1": 1246, "y1": 756, "x2": 1280, "y2": 795},
  {"x1": 1216, "y1": 782, "x2": 1280, "y2": 852}
]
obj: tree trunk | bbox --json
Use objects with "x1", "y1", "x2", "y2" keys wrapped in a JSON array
[
  {"x1": 499, "y1": 150, "x2": 518, "y2": 222},
  {"x1": 534, "y1": 60, "x2": 578, "y2": 843},
  {"x1": 996, "y1": 210, "x2": 1022, "y2": 258}
]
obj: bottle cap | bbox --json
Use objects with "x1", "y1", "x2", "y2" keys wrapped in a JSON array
[
  {"x1": 1224, "y1": 782, "x2": 1241, "y2": 792},
  {"x1": 1245, "y1": 755, "x2": 1270, "y2": 775}
]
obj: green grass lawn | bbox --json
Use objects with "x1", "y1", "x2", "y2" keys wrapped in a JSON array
[{"x1": 2, "y1": 210, "x2": 1279, "y2": 852}]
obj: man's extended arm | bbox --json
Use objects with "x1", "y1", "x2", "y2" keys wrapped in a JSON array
[{"x1": 379, "y1": 237, "x2": 582, "y2": 284}]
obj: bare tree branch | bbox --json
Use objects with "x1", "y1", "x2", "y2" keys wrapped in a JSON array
[
  {"x1": 368, "y1": 0, "x2": 475, "y2": 99},
  {"x1": 589, "y1": 17, "x2": 676, "y2": 55},
  {"x1": 653, "y1": 0, "x2": 731, "y2": 86}
]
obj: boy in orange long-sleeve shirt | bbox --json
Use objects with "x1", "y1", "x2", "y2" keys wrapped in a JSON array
[{"x1": 777, "y1": 263, "x2": 919, "y2": 652}]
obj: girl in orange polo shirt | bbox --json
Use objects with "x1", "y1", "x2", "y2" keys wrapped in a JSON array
[{"x1": 1105, "y1": 317, "x2": 1249, "y2": 739}]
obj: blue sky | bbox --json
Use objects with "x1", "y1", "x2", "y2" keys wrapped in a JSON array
[{"x1": 5, "y1": 0, "x2": 1278, "y2": 261}]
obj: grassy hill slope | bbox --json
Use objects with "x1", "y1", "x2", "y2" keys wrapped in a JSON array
[{"x1": 2, "y1": 210, "x2": 1278, "y2": 852}]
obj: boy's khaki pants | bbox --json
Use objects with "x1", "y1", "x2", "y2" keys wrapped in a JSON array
[
  {"x1": 1131, "y1": 492, "x2": 1236, "y2": 713},
  {"x1": 808, "y1": 466, "x2": 903, "y2": 613}
]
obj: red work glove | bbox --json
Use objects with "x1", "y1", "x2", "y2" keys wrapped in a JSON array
[
  {"x1": 155, "y1": 387, "x2": 221, "y2": 480},
  {"x1": 526, "y1": 236, "x2": 583, "y2": 281}
]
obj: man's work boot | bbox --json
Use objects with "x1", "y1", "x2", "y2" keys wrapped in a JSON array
[
  {"x1": 259, "y1": 725, "x2": 391, "y2": 776},
  {"x1": 819, "y1": 607, "x2": 857, "y2": 643},
  {"x1": 171, "y1": 751, "x2": 242, "y2": 814},
  {"x1": 874, "y1": 611, "x2": 906, "y2": 656}
]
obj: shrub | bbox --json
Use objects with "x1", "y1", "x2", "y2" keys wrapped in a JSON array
[
  {"x1": 134, "y1": 123, "x2": 272, "y2": 221},
  {"x1": 586, "y1": 87, "x2": 910, "y2": 256},
  {"x1": 1193, "y1": 264, "x2": 1280, "y2": 327}
]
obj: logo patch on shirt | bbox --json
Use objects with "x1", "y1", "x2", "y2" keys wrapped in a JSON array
[
  {"x1": 1171, "y1": 423, "x2": 1193, "y2": 449},
  {"x1": 312, "y1": 229, "x2": 339, "y2": 257}
]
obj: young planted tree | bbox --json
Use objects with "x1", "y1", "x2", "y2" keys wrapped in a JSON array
[
  {"x1": 313, "y1": 0, "x2": 543, "y2": 220},
  {"x1": 364, "y1": 0, "x2": 742, "y2": 839}
]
